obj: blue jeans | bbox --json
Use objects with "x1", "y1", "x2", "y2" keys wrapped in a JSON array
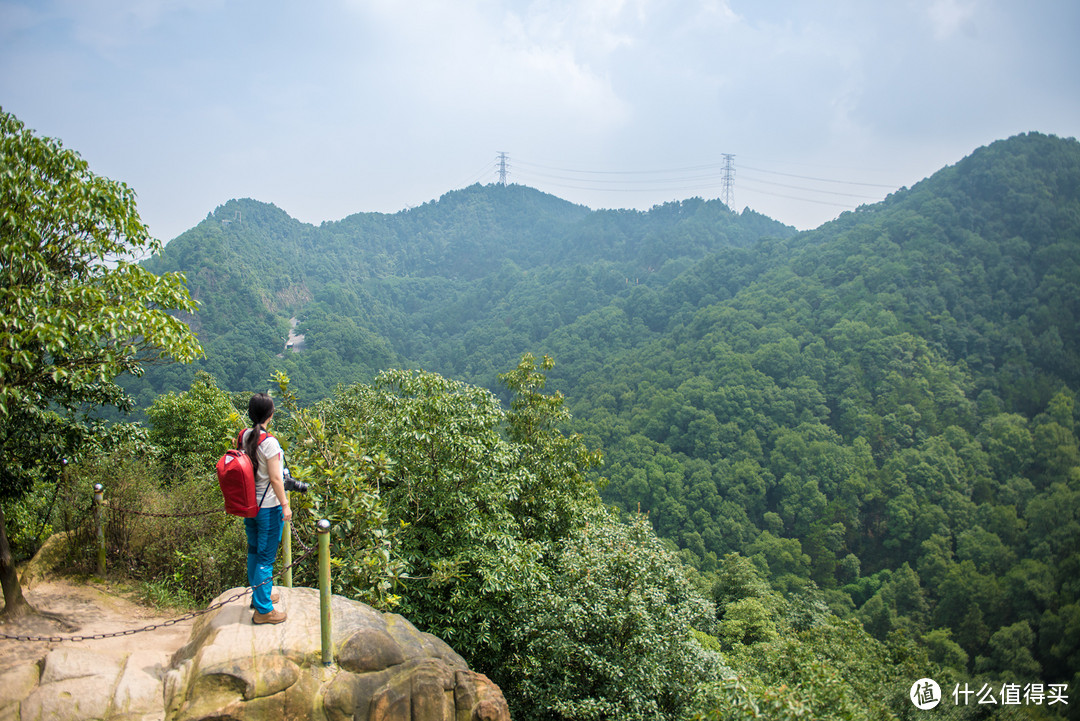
[{"x1": 244, "y1": 505, "x2": 284, "y2": 614}]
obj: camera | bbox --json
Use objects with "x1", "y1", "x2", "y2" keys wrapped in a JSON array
[
  {"x1": 283, "y1": 476, "x2": 309, "y2": 493},
  {"x1": 282, "y1": 467, "x2": 309, "y2": 494}
]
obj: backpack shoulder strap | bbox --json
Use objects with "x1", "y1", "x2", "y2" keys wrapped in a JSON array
[
  {"x1": 237, "y1": 429, "x2": 273, "y2": 451},
  {"x1": 261, "y1": 431, "x2": 284, "y2": 464}
]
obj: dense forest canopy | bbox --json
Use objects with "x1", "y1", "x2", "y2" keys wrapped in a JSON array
[
  {"x1": 131, "y1": 184, "x2": 795, "y2": 400},
  {"x1": 108, "y1": 131, "x2": 1080, "y2": 713}
]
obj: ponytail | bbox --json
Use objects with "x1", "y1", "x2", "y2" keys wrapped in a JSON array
[{"x1": 244, "y1": 393, "x2": 275, "y2": 476}]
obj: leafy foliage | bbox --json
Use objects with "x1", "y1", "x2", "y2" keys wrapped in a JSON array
[
  {"x1": 509, "y1": 511, "x2": 724, "y2": 721},
  {"x1": 58, "y1": 440, "x2": 246, "y2": 605},
  {"x1": 0, "y1": 108, "x2": 201, "y2": 423},
  {"x1": 145, "y1": 370, "x2": 235, "y2": 474},
  {"x1": 306, "y1": 357, "x2": 596, "y2": 660},
  {"x1": 270, "y1": 357, "x2": 727, "y2": 721},
  {"x1": 0, "y1": 107, "x2": 201, "y2": 615}
]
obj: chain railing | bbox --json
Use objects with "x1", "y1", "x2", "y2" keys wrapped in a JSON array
[
  {"x1": 100, "y1": 504, "x2": 223, "y2": 519},
  {"x1": 0, "y1": 545, "x2": 315, "y2": 643},
  {"x1": 1, "y1": 483, "x2": 337, "y2": 665},
  {"x1": 291, "y1": 519, "x2": 314, "y2": 553}
]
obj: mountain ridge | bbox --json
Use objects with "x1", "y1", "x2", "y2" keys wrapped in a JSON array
[
  {"x1": 133, "y1": 132, "x2": 1080, "y2": 401},
  {"x1": 132, "y1": 182, "x2": 797, "y2": 400}
]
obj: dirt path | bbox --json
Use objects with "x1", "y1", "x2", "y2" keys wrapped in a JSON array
[{"x1": 0, "y1": 577, "x2": 196, "y2": 675}]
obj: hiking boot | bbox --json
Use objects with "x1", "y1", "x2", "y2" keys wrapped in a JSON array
[
  {"x1": 252, "y1": 608, "x2": 287, "y2": 625},
  {"x1": 250, "y1": 590, "x2": 281, "y2": 608}
]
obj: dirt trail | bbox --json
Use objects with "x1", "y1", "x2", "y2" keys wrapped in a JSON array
[{"x1": 0, "y1": 577, "x2": 195, "y2": 674}]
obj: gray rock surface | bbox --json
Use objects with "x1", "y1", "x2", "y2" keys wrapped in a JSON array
[
  {"x1": 10, "y1": 646, "x2": 166, "y2": 721},
  {"x1": 2, "y1": 585, "x2": 510, "y2": 721}
]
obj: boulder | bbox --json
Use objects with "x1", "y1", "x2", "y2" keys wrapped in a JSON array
[
  {"x1": 19, "y1": 530, "x2": 74, "y2": 590},
  {"x1": 1, "y1": 585, "x2": 510, "y2": 721},
  {"x1": 164, "y1": 586, "x2": 510, "y2": 721},
  {"x1": 11, "y1": 646, "x2": 164, "y2": 721}
]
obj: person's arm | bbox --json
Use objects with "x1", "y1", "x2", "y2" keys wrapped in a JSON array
[{"x1": 265, "y1": 453, "x2": 292, "y2": 522}]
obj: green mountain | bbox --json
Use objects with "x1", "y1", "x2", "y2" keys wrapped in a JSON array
[
  {"x1": 134, "y1": 185, "x2": 795, "y2": 402},
  {"x1": 134, "y1": 132, "x2": 1080, "y2": 687}
]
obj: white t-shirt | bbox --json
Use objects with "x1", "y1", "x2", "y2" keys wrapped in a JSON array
[{"x1": 243, "y1": 430, "x2": 284, "y2": 509}]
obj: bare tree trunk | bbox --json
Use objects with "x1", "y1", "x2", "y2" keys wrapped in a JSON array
[{"x1": 0, "y1": 503, "x2": 33, "y2": 619}]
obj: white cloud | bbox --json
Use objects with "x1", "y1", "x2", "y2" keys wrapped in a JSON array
[
  {"x1": 2, "y1": 0, "x2": 1076, "y2": 239},
  {"x1": 515, "y1": 0, "x2": 642, "y2": 56},
  {"x1": 341, "y1": 0, "x2": 632, "y2": 134}
]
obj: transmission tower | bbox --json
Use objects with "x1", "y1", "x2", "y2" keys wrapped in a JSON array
[
  {"x1": 496, "y1": 152, "x2": 510, "y2": 186},
  {"x1": 721, "y1": 154, "x2": 735, "y2": 209}
]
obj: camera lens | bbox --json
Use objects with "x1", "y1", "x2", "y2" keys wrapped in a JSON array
[{"x1": 284, "y1": 477, "x2": 309, "y2": 494}]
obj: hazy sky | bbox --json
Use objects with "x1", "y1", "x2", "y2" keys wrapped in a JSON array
[{"x1": 2, "y1": 0, "x2": 1078, "y2": 242}]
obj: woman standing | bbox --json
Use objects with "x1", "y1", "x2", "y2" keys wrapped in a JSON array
[{"x1": 243, "y1": 392, "x2": 292, "y2": 624}]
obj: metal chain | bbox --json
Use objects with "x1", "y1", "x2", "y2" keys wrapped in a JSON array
[
  {"x1": 291, "y1": 520, "x2": 314, "y2": 554},
  {"x1": 0, "y1": 546, "x2": 316, "y2": 643},
  {"x1": 100, "y1": 501, "x2": 223, "y2": 519}
]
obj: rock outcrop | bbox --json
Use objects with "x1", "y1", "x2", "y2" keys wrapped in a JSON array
[
  {"x1": 1, "y1": 585, "x2": 510, "y2": 721},
  {"x1": 7, "y1": 646, "x2": 167, "y2": 720},
  {"x1": 165, "y1": 586, "x2": 510, "y2": 721}
]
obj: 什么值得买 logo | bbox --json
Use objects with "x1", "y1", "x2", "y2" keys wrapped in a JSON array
[{"x1": 910, "y1": 678, "x2": 941, "y2": 710}]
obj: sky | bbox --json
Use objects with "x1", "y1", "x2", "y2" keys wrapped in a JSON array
[{"x1": 2, "y1": 0, "x2": 1078, "y2": 243}]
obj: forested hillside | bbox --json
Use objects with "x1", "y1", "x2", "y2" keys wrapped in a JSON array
[
  {"x1": 131, "y1": 131, "x2": 1080, "y2": 699},
  {"x1": 549, "y1": 132, "x2": 1080, "y2": 688},
  {"x1": 131, "y1": 185, "x2": 793, "y2": 402}
]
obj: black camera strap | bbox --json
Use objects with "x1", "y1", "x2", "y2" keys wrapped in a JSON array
[{"x1": 257, "y1": 474, "x2": 273, "y2": 509}]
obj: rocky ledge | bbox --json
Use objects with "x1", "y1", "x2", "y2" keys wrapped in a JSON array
[{"x1": 2, "y1": 586, "x2": 511, "y2": 721}]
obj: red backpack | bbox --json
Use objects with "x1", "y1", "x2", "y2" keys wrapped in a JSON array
[{"x1": 216, "y1": 430, "x2": 272, "y2": 517}]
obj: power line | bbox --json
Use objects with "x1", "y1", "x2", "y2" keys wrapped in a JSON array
[
  {"x1": 514, "y1": 158, "x2": 733, "y2": 176},
  {"x1": 738, "y1": 173, "x2": 885, "y2": 200},
  {"x1": 514, "y1": 157, "x2": 895, "y2": 189},
  {"x1": 512, "y1": 166, "x2": 886, "y2": 202},
  {"x1": 452, "y1": 160, "x2": 497, "y2": 190},
  {"x1": 482, "y1": 152, "x2": 898, "y2": 213},
  {"x1": 736, "y1": 183, "x2": 857, "y2": 208},
  {"x1": 517, "y1": 177, "x2": 741, "y2": 195},
  {"x1": 516, "y1": 167, "x2": 729, "y2": 186},
  {"x1": 740, "y1": 164, "x2": 897, "y2": 188}
]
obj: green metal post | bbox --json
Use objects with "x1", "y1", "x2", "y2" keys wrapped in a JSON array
[
  {"x1": 93, "y1": 483, "x2": 106, "y2": 576},
  {"x1": 282, "y1": 519, "x2": 293, "y2": 588},
  {"x1": 317, "y1": 519, "x2": 332, "y2": 666}
]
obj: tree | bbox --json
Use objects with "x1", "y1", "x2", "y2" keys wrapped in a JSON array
[
  {"x1": 0, "y1": 108, "x2": 201, "y2": 618},
  {"x1": 981, "y1": 620, "x2": 1042, "y2": 679},
  {"x1": 292, "y1": 357, "x2": 729, "y2": 720},
  {"x1": 308, "y1": 357, "x2": 606, "y2": 664},
  {"x1": 499, "y1": 353, "x2": 604, "y2": 543},
  {"x1": 508, "y1": 510, "x2": 723, "y2": 721},
  {"x1": 145, "y1": 371, "x2": 235, "y2": 475}
]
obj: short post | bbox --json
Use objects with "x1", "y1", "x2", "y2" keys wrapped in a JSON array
[
  {"x1": 282, "y1": 519, "x2": 293, "y2": 588},
  {"x1": 317, "y1": 519, "x2": 332, "y2": 666},
  {"x1": 92, "y1": 483, "x2": 106, "y2": 576}
]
